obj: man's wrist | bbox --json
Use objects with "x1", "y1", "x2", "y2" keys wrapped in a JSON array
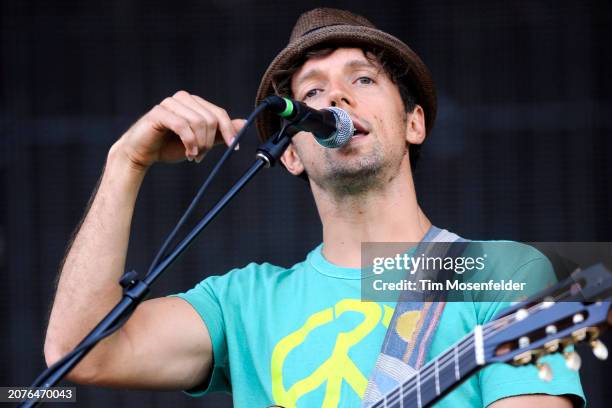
[
  {"x1": 103, "y1": 140, "x2": 149, "y2": 196},
  {"x1": 107, "y1": 140, "x2": 150, "y2": 178}
]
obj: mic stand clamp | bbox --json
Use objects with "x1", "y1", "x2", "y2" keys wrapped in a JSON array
[
  {"x1": 120, "y1": 270, "x2": 150, "y2": 301},
  {"x1": 256, "y1": 125, "x2": 297, "y2": 168}
]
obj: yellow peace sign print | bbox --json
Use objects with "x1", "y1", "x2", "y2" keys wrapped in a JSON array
[{"x1": 270, "y1": 299, "x2": 395, "y2": 408}]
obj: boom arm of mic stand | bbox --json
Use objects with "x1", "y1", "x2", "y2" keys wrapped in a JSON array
[{"x1": 21, "y1": 127, "x2": 295, "y2": 407}]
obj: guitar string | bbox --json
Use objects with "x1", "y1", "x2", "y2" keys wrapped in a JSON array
[
  {"x1": 375, "y1": 312, "x2": 523, "y2": 408},
  {"x1": 373, "y1": 277, "x2": 582, "y2": 407},
  {"x1": 379, "y1": 299, "x2": 569, "y2": 408},
  {"x1": 379, "y1": 337, "x2": 476, "y2": 408},
  {"x1": 385, "y1": 347, "x2": 478, "y2": 408},
  {"x1": 372, "y1": 309, "x2": 516, "y2": 408},
  {"x1": 370, "y1": 335, "x2": 474, "y2": 408},
  {"x1": 379, "y1": 300, "x2": 555, "y2": 408},
  {"x1": 374, "y1": 300, "x2": 558, "y2": 408}
]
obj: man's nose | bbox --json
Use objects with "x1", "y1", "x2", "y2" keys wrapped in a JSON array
[{"x1": 328, "y1": 84, "x2": 353, "y2": 108}]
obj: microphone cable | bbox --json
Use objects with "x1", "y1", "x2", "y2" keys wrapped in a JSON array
[{"x1": 146, "y1": 100, "x2": 271, "y2": 276}]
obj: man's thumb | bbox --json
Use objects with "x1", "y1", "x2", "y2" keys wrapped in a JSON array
[{"x1": 232, "y1": 118, "x2": 247, "y2": 133}]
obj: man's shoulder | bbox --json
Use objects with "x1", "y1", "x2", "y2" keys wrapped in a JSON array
[
  {"x1": 198, "y1": 257, "x2": 310, "y2": 293},
  {"x1": 461, "y1": 239, "x2": 554, "y2": 281},
  {"x1": 463, "y1": 238, "x2": 547, "y2": 264},
  {"x1": 431, "y1": 227, "x2": 547, "y2": 269}
]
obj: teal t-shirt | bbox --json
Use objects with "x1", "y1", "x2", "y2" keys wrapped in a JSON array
[{"x1": 175, "y1": 241, "x2": 584, "y2": 407}]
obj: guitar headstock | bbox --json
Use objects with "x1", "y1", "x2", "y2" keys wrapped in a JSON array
[{"x1": 483, "y1": 263, "x2": 612, "y2": 381}]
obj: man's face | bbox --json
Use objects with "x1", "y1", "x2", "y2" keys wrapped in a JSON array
[{"x1": 286, "y1": 47, "x2": 417, "y2": 196}]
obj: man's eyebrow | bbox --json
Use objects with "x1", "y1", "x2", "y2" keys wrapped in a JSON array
[
  {"x1": 294, "y1": 68, "x2": 324, "y2": 90},
  {"x1": 294, "y1": 59, "x2": 380, "y2": 90},
  {"x1": 345, "y1": 59, "x2": 379, "y2": 71}
]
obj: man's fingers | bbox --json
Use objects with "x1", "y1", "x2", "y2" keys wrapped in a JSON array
[
  {"x1": 171, "y1": 91, "x2": 222, "y2": 154},
  {"x1": 135, "y1": 91, "x2": 244, "y2": 165},
  {"x1": 159, "y1": 97, "x2": 211, "y2": 159},
  {"x1": 149, "y1": 104, "x2": 199, "y2": 160},
  {"x1": 190, "y1": 94, "x2": 237, "y2": 147},
  {"x1": 228, "y1": 119, "x2": 247, "y2": 151},
  {"x1": 232, "y1": 119, "x2": 247, "y2": 133}
]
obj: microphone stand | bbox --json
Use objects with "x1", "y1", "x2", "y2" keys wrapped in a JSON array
[{"x1": 21, "y1": 125, "x2": 296, "y2": 407}]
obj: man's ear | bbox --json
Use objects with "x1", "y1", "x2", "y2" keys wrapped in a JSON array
[
  {"x1": 280, "y1": 142, "x2": 305, "y2": 176},
  {"x1": 405, "y1": 105, "x2": 426, "y2": 145}
]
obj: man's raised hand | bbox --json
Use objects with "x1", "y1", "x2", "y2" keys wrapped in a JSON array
[{"x1": 117, "y1": 90, "x2": 246, "y2": 170}]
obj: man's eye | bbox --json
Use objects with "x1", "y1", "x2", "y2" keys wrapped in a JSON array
[
  {"x1": 357, "y1": 76, "x2": 374, "y2": 85},
  {"x1": 304, "y1": 89, "x2": 320, "y2": 99}
]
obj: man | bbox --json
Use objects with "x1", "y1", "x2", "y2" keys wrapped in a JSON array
[{"x1": 44, "y1": 8, "x2": 584, "y2": 407}]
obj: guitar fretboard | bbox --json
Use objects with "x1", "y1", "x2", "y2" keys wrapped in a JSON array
[{"x1": 371, "y1": 331, "x2": 481, "y2": 408}]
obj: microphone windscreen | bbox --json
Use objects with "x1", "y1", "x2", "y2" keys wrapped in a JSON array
[{"x1": 316, "y1": 107, "x2": 355, "y2": 148}]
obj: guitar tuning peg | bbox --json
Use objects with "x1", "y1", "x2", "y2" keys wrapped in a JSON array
[
  {"x1": 516, "y1": 308, "x2": 529, "y2": 321},
  {"x1": 591, "y1": 340, "x2": 608, "y2": 360},
  {"x1": 564, "y1": 350, "x2": 582, "y2": 371},
  {"x1": 513, "y1": 351, "x2": 532, "y2": 365},
  {"x1": 544, "y1": 339, "x2": 559, "y2": 353},
  {"x1": 572, "y1": 328, "x2": 587, "y2": 342},
  {"x1": 545, "y1": 325, "x2": 557, "y2": 335},
  {"x1": 542, "y1": 297, "x2": 555, "y2": 308},
  {"x1": 537, "y1": 362, "x2": 553, "y2": 382}
]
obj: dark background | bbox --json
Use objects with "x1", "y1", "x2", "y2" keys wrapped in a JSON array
[{"x1": 1, "y1": 0, "x2": 610, "y2": 406}]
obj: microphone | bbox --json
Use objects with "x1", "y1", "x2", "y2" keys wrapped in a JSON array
[{"x1": 264, "y1": 96, "x2": 355, "y2": 148}]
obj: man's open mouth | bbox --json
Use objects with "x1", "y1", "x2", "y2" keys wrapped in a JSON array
[{"x1": 352, "y1": 120, "x2": 369, "y2": 138}]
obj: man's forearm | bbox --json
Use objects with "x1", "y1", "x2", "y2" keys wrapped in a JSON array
[
  {"x1": 44, "y1": 141, "x2": 147, "y2": 367},
  {"x1": 43, "y1": 91, "x2": 240, "y2": 385}
]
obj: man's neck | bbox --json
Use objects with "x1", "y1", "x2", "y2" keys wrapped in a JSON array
[{"x1": 312, "y1": 164, "x2": 431, "y2": 268}]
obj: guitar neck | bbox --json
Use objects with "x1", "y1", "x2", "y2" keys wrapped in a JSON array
[
  {"x1": 369, "y1": 263, "x2": 612, "y2": 408},
  {"x1": 371, "y1": 329, "x2": 484, "y2": 408}
]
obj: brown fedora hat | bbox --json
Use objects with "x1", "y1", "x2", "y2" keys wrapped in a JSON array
[{"x1": 255, "y1": 7, "x2": 437, "y2": 142}]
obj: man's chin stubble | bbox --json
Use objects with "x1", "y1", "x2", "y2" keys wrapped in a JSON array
[
  {"x1": 320, "y1": 155, "x2": 386, "y2": 197},
  {"x1": 317, "y1": 140, "x2": 409, "y2": 198}
]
